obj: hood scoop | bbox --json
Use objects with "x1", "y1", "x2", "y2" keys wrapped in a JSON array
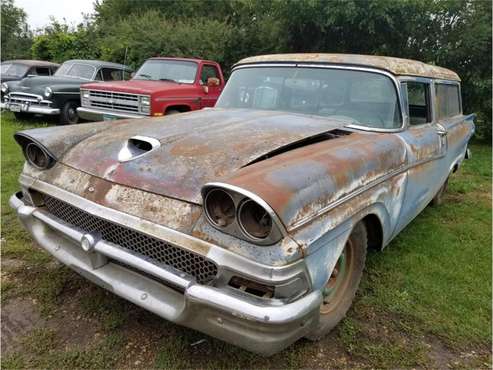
[{"x1": 118, "y1": 136, "x2": 160, "y2": 162}]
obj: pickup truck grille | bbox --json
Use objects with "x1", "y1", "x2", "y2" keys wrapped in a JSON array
[
  {"x1": 85, "y1": 90, "x2": 142, "y2": 113},
  {"x1": 42, "y1": 194, "x2": 218, "y2": 284}
]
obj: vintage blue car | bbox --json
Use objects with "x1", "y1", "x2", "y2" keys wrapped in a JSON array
[{"x1": 9, "y1": 54, "x2": 474, "y2": 355}]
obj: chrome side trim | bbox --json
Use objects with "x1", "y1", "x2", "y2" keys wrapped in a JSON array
[{"x1": 288, "y1": 154, "x2": 445, "y2": 231}]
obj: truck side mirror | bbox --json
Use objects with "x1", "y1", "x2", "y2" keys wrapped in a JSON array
[{"x1": 207, "y1": 77, "x2": 220, "y2": 87}]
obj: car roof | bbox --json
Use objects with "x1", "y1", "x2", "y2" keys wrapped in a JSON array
[
  {"x1": 2, "y1": 59, "x2": 60, "y2": 67},
  {"x1": 148, "y1": 57, "x2": 218, "y2": 64},
  {"x1": 62, "y1": 59, "x2": 133, "y2": 71},
  {"x1": 235, "y1": 53, "x2": 460, "y2": 81}
]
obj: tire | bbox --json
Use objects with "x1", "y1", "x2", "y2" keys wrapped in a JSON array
[
  {"x1": 13, "y1": 112, "x2": 32, "y2": 121},
  {"x1": 306, "y1": 221, "x2": 367, "y2": 340},
  {"x1": 59, "y1": 101, "x2": 79, "y2": 125},
  {"x1": 165, "y1": 109, "x2": 181, "y2": 115},
  {"x1": 431, "y1": 177, "x2": 449, "y2": 207}
]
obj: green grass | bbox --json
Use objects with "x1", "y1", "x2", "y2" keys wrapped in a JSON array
[{"x1": 1, "y1": 111, "x2": 491, "y2": 368}]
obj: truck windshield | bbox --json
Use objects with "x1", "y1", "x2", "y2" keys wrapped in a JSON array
[
  {"x1": 216, "y1": 66, "x2": 402, "y2": 129},
  {"x1": 1, "y1": 63, "x2": 29, "y2": 77},
  {"x1": 133, "y1": 60, "x2": 198, "y2": 84},
  {"x1": 54, "y1": 62, "x2": 95, "y2": 80}
]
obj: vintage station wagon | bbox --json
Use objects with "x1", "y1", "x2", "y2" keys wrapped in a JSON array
[{"x1": 10, "y1": 54, "x2": 474, "y2": 355}]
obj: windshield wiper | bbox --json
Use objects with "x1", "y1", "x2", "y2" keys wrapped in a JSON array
[
  {"x1": 135, "y1": 73, "x2": 152, "y2": 80},
  {"x1": 159, "y1": 78, "x2": 178, "y2": 83}
]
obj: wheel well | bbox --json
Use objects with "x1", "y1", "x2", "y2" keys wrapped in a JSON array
[
  {"x1": 362, "y1": 214, "x2": 383, "y2": 251},
  {"x1": 165, "y1": 105, "x2": 191, "y2": 113}
]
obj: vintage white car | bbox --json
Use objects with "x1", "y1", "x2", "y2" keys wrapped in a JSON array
[{"x1": 10, "y1": 54, "x2": 474, "y2": 355}]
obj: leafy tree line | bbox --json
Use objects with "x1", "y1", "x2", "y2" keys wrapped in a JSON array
[{"x1": 1, "y1": 0, "x2": 491, "y2": 141}]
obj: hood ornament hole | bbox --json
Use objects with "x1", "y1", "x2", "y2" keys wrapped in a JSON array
[{"x1": 118, "y1": 135, "x2": 160, "y2": 162}]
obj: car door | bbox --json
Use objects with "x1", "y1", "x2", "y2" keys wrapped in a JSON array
[
  {"x1": 393, "y1": 78, "x2": 449, "y2": 234},
  {"x1": 199, "y1": 64, "x2": 223, "y2": 108},
  {"x1": 434, "y1": 81, "x2": 473, "y2": 171}
]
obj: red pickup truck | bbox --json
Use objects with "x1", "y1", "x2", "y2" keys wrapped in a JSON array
[{"x1": 77, "y1": 57, "x2": 225, "y2": 121}]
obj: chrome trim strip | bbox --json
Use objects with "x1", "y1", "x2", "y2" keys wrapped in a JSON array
[
  {"x1": 203, "y1": 182, "x2": 288, "y2": 237},
  {"x1": 288, "y1": 154, "x2": 444, "y2": 231}
]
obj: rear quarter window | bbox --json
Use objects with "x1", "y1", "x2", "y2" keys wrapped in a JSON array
[{"x1": 436, "y1": 83, "x2": 461, "y2": 120}]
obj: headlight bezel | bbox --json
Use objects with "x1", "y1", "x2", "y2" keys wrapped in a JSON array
[
  {"x1": 1, "y1": 82, "x2": 9, "y2": 93},
  {"x1": 44, "y1": 86, "x2": 53, "y2": 98},
  {"x1": 24, "y1": 142, "x2": 55, "y2": 170},
  {"x1": 139, "y1": 95, "x2": 151, "y2": 114},
  {"x1": 202, "y1": 184, "x2": 284, "y2": 246}
]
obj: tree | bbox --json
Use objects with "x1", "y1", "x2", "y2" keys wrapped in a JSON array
[{"x1": 1, "y1": 0, "x2": 32, "y2": 60}]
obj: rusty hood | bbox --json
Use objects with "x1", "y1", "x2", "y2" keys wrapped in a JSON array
[{"x1": 59, "y1": 109, "x2": 349, "y2": 204}]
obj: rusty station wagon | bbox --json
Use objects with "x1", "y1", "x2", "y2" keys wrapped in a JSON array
[{"x1": 10, "y1": 54, "x2": 474, "y2": 355}]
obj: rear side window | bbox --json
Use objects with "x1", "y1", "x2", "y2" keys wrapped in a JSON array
[
  {"x1": 35, "y1": 67, "x2": 51, "y2": 76},
  {"x1": 404, "y1": 81, "x2": 432, "y2": 125},
  {"x1": 436, "y1": 83, "x2": 461, "y2": 120}
]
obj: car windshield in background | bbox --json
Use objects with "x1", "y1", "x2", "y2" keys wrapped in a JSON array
[
  {"x1": 1, "y1": 63, "x2": 29, "y2": 77},
  {"x1": 54, "y1": 63, "x2": 95, "y2": 80},
  {"x1": 133, "y1": 60, "x2": 198, "y2": 84},
  {"x1": 216, "y1": 67, "x2": 402, "y2": 129}
]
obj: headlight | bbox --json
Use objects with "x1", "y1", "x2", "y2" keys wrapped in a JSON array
[
  {"x1": 44, "y1": 87, "x2": 52, "y2": 98},
  {"x1": 81, "y1": 90, "x2": 89, "y2": 99},
  {"x1": 204, "y1": 189, "x2": 235, "y2": 227},
  {"x1": 238, "y1": 199, "x2": 273, "y2": 239},
  {"x1": 24, "y1": 142, "x2": 54, "y2": 169},
  {"x1": 202, "y1": 186, "x2": 282, "y2": 245},
  {"x1": 1, "y1": 83, "x2": 8, "y2": 93},
  {"x1": 140, "y1": 96, "x2": 150, "y2": 105}
]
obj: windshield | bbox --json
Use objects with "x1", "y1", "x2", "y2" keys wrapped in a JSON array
[
  {"x1": 133, "y1": 60, "x2": 197, "y2": 83},
  {"x1": 1, "y1": 63, "x2": 29, "y2": 77},
  {"x1": 216, "y1": 67, "x2": 402, "y2": 129},
  {"x1": 54, "y1": 62, "x2": 95, "y2": 80}
]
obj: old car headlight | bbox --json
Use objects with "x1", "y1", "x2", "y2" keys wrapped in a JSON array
[
  {"x1": 81, "y1": 89, "x2": 90, "y2": 99},
  {"x1": 204, "y1": 189, "x2": 236, "y2": 227},
  {"x1": 24, "y1": 142, "x2": 54, "y2": 169},
  {"x1": 202, "y1": 185, "x2": 283, "y2": 245},
  {"x1": 44, "y1": 87, "x2": 52, "y2": 98},
  {"x1": 238, "y1": 199, "x2": 273, "y2": 239},
  {"x1": 1, "y1": 83, "x2": 8, "y2": 93}
]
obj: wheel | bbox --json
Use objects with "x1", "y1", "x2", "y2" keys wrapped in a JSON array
[
  {"x1": 59, "y1": 101, "x2": 79, "y2": 125},
  {"x1": 165, "y1": 109, "x2": 181, "y2": 115},
  {"x1": 306, "y1": 221, "x2": 367, "y2": 340},
  {"x1": 13, "y1": 112, "x2": 32, "y2": 121},
  {"x1": 431, "y1": 177, "x2": 449, "y2": 206}
]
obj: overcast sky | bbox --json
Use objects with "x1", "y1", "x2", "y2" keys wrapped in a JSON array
[{"x1": 16, "y1": 0, "x2": 96, "y2": 30}]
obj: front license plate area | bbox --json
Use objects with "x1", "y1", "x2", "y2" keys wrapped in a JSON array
[
  {"x1": 103, "y1": 114, "x2": 117, "y2": 121},
  {"x1": 9, "y1": 104, "x2": 21, "y2": 112}
]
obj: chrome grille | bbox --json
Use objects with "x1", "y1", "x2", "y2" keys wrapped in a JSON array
[
  {"x1": 7, "y1": 93, "x2": 48, "y2": 105},
  {"x1": 85, "y1": 90, "x2": 141, "y2": 113},
  {"x1": 42, "y1": 194, "x2": 218, "y2": 284}
]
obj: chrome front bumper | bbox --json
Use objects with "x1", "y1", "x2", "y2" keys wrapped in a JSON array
[
  {"x1": 9, "y1": 191, "x2": 321, "y2": 355},
  {"x1": 77, "y1": 107, "x2": 146, "y2": 121},
  {"x1": 3, "y1": 101, "x2": 59, "y2": 115}
]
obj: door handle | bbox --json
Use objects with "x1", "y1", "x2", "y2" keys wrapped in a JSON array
[{"x1": 436, "y1": 128, "x2": 448, "y2": 137}]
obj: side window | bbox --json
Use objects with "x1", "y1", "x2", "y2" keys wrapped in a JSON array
[
  {"x1": 436, "y1": 83, "x2": 461, "y2": 120},
  {"x1": 35, "y1": 67, "x2": 51, "y2": 76},
  {"x1": 201, "y1": 65, "x2": 220, "y2": 84},
  {"x1": 405, "y1": 82, "x2": 432, "y2": 125},
  {"x1": 94, "y1": 69, "x2": 103, "y2": 81}
]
